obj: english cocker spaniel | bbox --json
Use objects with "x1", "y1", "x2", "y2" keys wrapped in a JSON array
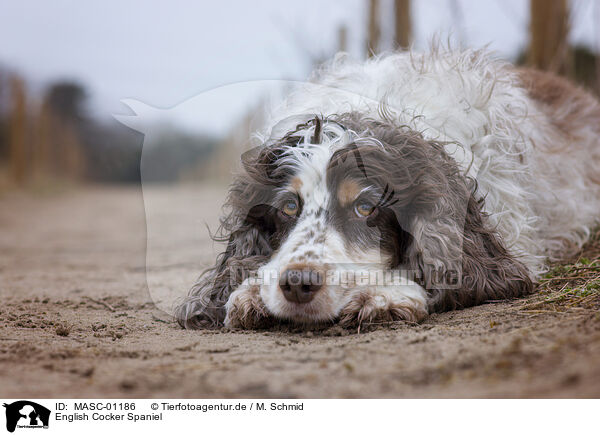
[{"x1": 176, "y1": 47, "x2": 600, "y2": 329}]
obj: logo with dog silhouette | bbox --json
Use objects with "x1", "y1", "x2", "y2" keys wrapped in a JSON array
[{"x1": 3, "y1": 401, "x2": 50, "y2": 432}]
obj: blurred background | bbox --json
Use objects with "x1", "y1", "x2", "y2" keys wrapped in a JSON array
[{"x1": 0, "y1": 0, "x2": 598, "y2": 190}]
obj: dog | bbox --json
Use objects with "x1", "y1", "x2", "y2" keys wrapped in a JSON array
[{"x1": 175, "y1": 47, "x2": 600, "y2": 330}]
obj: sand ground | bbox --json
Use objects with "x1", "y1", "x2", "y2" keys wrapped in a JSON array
[{"x1": 1, "y1": 185, "x2": 599, "y2": 398}]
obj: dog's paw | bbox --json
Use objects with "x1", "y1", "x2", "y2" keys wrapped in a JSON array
[
  {"x1": 338, "y1": 289, "x2": 427, "y2": 329},
  {"x1": 224, "y1": 285, "x2": 275, "y2": 329}
]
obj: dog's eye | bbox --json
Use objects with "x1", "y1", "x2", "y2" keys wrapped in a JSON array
[
  {"x1": 282, "y1": 200, "x2": 299, "y2": 217},
  {"x1": 354, "y1": 201, "x2": 375, "y2": 217}
]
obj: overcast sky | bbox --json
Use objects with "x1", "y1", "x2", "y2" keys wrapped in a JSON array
[{"x1": 0, "y1": 0, "x2": 598, "y2": 135}]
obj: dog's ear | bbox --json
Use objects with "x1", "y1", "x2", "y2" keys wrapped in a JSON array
[
  {"x1": 175, "y1": 148, "x2": 282, "y2": 329},
  {"x1": 360, "y1": 121, "x2": 535, "y2": 312},
  {"x1": 331, "y1": 116, "x2": 534, "y2": 312},
  {"x1": 175, "y1": 205, "x2": 275, "y2": 329},
  {"x1": 422, "y1": 191, "x2": 534, "y2": 312}
]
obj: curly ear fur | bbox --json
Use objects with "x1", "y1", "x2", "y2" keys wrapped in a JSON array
[
  {"x1": 372, "y1": 122, "x2": 535, "y2": 311},
  {"x1": 175, "y1": 141, "x2": 295, "y2": 329},
  {"x1": 425, "y1": 190, "x2": 534, "y2": 312},
  {"x1": 174, "y1": 202, "x2": 275, "y2": 329}
]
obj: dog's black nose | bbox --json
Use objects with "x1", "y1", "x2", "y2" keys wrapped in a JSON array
[{"x1": 279, "y1": 267, "x2": 324, "y2": 304}]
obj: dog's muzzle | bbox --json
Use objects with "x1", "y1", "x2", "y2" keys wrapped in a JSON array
[{"x1": 279, "y1": 266, "x2": 324, "y2": 304}]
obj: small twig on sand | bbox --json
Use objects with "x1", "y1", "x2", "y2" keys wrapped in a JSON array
[
  {"x1": 518, "y1": 309, "x2": 564, "y2": 314},
  {"x1": 84, "y1": 296, "x2": 115, "y2": 312},
  {"x1": 151, "y1": 314, "x2": 170, "y2": 324}
]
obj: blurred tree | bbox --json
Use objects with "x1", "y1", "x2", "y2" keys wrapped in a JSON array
[
  {"x1": 142, "y1": 127, "x2": 217, "y2": 183},
  {"x1": 42, "y1": 81, "x2": 87, "y2": 179},
  {"x1": 42, "y1": 81, "x2": 143, "y2": 182},
  {"x1": 45, "y1": 82, "x2": 87, "y2": 122},
  {"x1": 79, "y1": 120, "x2": 142, "y2": 183}
]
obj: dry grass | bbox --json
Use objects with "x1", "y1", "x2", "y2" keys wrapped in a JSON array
[{"x1": 519, "y1": 228, "x2": 600, "y2": 313}]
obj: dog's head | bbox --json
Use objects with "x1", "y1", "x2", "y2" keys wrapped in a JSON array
[{"x1": 177, "y1": 113, "x2": 532, "y2": 328}]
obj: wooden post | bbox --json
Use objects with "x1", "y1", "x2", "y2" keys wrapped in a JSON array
[
  {"x1": 9, "y1": 76, "x2": 27, "y2": 184},
  {"x1": 338, "y1": 25, "x2": 348, "y2": 53},
  {"x1": 394, "y1": 0, "x2": 411, "y2": 50},
  {"x1": 367, "y1": 0, "x2": 380, "y2": 57},
  {"x1": 528, "y1": 0, "x2": 570, "y2": 75}
]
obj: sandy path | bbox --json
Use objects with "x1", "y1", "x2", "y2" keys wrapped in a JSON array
[{"x1": 1, "y1": 185, "x2": 599, "y2": 398}]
